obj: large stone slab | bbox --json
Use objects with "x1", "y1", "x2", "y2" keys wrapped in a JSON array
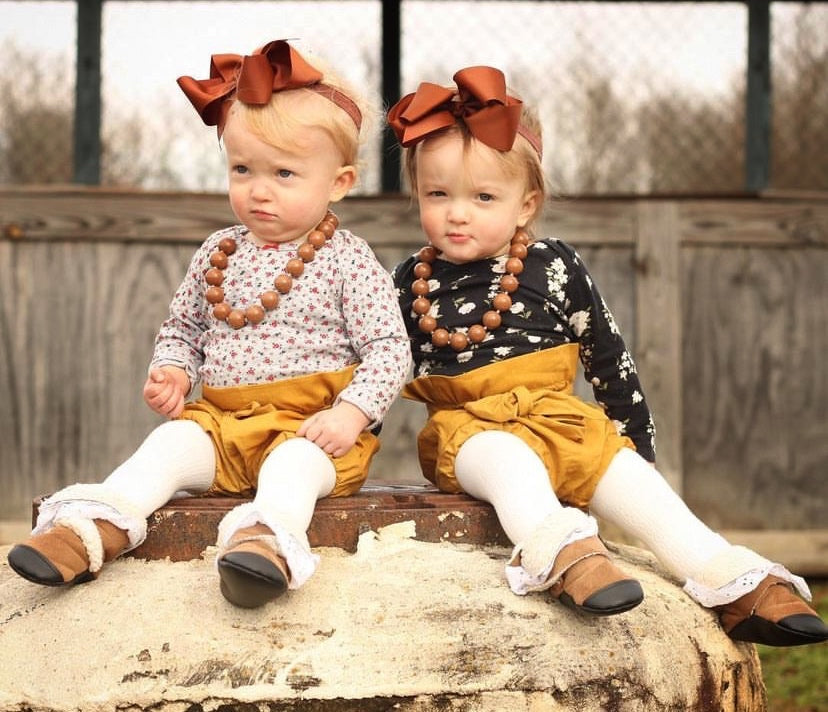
[{"x1": 0, "y1": 522, "x2": 765, "y2": 711}]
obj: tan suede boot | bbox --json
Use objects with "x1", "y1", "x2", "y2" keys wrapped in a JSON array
[
  {"x1": 217, "y1": 523, "x2": 289, "y2": 609},
  {"x1": 547, "y1": 535, "x2": 644, "y2": 616},
  {"x1": 7, "y1": 519, "x2": 129, "y2": 587},
  {"x1": 718, "y1": 574, "x2": 828, "y2": 646}
]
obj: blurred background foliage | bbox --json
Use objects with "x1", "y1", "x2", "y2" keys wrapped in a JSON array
[{"x1": 0, "y1": 1, "x2": 825, "y2": 194}]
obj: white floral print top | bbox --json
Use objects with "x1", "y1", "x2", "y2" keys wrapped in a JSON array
[
  {"x1": 393, "y1": 238, "x2": 656, "y2": 460},
  {"x1": 151, "y1": 225, "x2": 411, "y2": 425}
]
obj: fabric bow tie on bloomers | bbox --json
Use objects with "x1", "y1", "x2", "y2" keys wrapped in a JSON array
[
  {"x1": 387, "y1": 65, "x2": 542, "y2": 156},
  {"x1": 177, "y1": 39, "x2": 362, "y2": 137}
]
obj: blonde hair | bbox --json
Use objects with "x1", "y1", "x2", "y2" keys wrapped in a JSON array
[
  {"x1": 402, "y1": 102, "x2": 547, "y2": 230},
  {"x1": 230, "y1": 65, "x2": 370, "y2": 168}
]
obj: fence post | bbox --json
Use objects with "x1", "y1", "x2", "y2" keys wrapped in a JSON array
[
  {"x1": 74, "y1": 0, "x2": 102, "y2": 185},
  {"x1": 745, "y1": 0, "x2": 771, "y2": 192},
  {"x1": 635, "y1": 201, "x2": 683, "y2": 494},
  {"x1": 381, "y1": 0, "x2": 402, "y2": 193}
]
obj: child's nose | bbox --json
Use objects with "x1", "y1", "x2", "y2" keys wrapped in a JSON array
[
  {"x1": 249, "y1": 177, "x2": 271, "y2": 200},
  {"x1": 447, "y1": 201, "x2": 470, "y2": 223}
]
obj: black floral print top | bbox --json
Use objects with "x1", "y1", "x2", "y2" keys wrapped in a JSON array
[{"x1": 393, "y1": 238, "x2": 656, "y2": 461}]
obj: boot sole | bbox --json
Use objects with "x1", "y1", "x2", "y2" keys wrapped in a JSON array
[
  {"x1": 728, "y1": 614, "x2": 828, "y2": 647},
  {"x1": 7, "y1": 545, "x2": 94, "y2": 587},
  {"x1": 558, "y1": 580, "x2": 644, "y2": 616},
  {"x1": 218, "y1": 552, "x2": 288, "y2": 609}
]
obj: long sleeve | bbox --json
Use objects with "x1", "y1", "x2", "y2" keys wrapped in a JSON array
[{"x1": 554, "y1": 241, "x2": 656, "y2": 461}]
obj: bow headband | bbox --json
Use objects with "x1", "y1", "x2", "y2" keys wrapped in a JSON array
[
  {"x1": 387, "y1": 66, "x2": 542, "y2": 157},
  {"x1": 177, "y1": 39, "x2": 362, "y2": 137}
]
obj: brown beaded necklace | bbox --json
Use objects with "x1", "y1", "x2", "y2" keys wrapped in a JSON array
[
  {"x1": 204, "y1": 210, "x2": 338, "y2": 329},
  {"x1": 411, "y1": 228, "x2": 530, "y2": 351}
]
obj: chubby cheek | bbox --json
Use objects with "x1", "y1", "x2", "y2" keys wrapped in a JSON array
[
  {"x1": 227, "y1": 187, "x2": 247, "y2": 220},
  {"x1": 418, "y1": 207, "x2": 443, "y2": 244}
]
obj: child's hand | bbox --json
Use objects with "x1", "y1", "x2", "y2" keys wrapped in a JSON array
[
  {"x1": 143, "y1": 367, "x2": 190, "y2": 418},
  {"x1": 297, "y1": 401, "x2": 371, "y2": 458}
]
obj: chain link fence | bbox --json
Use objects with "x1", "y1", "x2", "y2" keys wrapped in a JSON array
[{"x1": 0, "y1": 1, "x2": 825, "y2": 193}]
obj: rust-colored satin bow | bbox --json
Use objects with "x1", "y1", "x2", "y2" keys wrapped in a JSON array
[
  {"x1": 177, "y1": 39, "x2": 361, "y2": 137},
  {"x1": 387, "y1": 66, "x2": 541, "y2": 155}
]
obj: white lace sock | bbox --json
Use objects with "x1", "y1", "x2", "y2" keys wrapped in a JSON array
[
  {"x1": 455, "y1": 430, "x2": 596, "y2": 595},
  {"x1": 217, "y1": 437, "x2": 336, "y2": 590}
]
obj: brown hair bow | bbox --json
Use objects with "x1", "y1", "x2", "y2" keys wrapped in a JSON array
[
  {"x1": 177, "y1": 39, "x2": 362, "y2": 137},
  {"x1": 387, "y1": 66, "x2": 541, "y2": 156}
]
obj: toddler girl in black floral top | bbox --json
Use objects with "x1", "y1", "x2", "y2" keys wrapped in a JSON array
[
  {"x1": 7, "y1": 39, "x2": 410, "y2": 609},
  {"x1": 389, "y1": 65, "x2": 826, "y2": 646}
]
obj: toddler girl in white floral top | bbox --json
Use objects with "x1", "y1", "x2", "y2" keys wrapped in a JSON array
[{"x1": 8, "y1": 39, "x2": 411, "y2": 608}]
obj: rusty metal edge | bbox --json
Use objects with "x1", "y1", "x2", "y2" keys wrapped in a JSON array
[{"x1": 32, "y1": 485, "x2": 510, "y2": 561}]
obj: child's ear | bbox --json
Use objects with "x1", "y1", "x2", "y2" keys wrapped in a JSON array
[
  {"x1": 329, "y1": 165, "x2": 357, "y2": 203},
  {"x1": 516, "y1": 190, "x2": 540, "y2": 228}
]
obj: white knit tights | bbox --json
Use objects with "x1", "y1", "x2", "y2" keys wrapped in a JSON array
[
  {"x1": 454, "y1": 430, "x2": 729, "y2": 582},
  {"x1": 101, "y1": 419, "x2": 217, "y2": 515}
]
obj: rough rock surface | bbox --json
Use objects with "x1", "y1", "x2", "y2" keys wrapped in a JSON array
[{"x1": 0, "y1": 523, "x2": 766, "y2": 711}]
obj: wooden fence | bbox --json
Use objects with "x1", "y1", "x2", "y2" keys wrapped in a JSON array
[{"x1": 1, "y1": 189, "x2": 826, "y2": 569}]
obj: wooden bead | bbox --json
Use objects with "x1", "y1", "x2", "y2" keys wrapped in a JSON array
[
  {"x1": 418, "y1": 315, "x2": 437, "y2": 333},
  {"x1": 213, "y1": 302, "x2": 231, "y2": 320},
  {"x1": 482, "y1": 310, "x2": 502, "y2": 329},
  {"x1": 492, "y1": 293, "x2": 512, "y2": 311},
  {"x1": 413, "y1": 297, "x2": 432, "y2": 315},
  {"x1": 260, "y1": 291, "x2": 279, "y2": 309},
  {"x1": 275, "y1": 274, "x2": 293, "y2": 293},
  {"x1": 286, "y1": 258, "x2": 304, "y2": 277},
  {"x1": 449, "y1": 332, "x2": 469, "y2": 351},
  {"x1": 509, "y1": 243, "x2": 528, "y2": 259},
  {"x1": 204, "y1": 268, "x2": 224, "y2": 286},
  {"x1": 297, "y1": 243, "x2": 316, "y2": 262},
  {"x1": 431, "y1": 328, "x2": 450, "y2": 348},
  {"x1": 411, "y1": 279, "x2": 430, "y2": 296},
  {"x1": 227, "y1": 310, "x2": 246, "y2": 329},
  {"x1": 512, "y1": 230, "x2": 530, "y2": 246},
  {"x1": 319, "y1": 222, "x2": 335, "y2": 238},
  {"x1": 500, "y1": 274, "x2": 519, "y2": 293},
  {"x1": 245, "y1": 305, "x2": 265, "y2": 324},
  {"x1": 209, "y1": 251, "x2": 228, "y2": 269},
  {"x1": 413, "y1": 262, "x2": 433, "y2": 279},
  {"x1": 468, "y1": 324, "x2": 487, "y2": 343},
  {"x1": 308, "y1": 230, "x2": 327, "y2": 249},
  {"x1": 205, "y1": 286, "x2": 225, "y2": 304},
  {"x1": 505, "y1": 257, "x2": 524, "y2": 275},
  {"x1": 218, "y1": 237, "x2": 237, "y2": 255},
  {"x1": 418, "y1": 245, "x2": 438, "y2": 263}
]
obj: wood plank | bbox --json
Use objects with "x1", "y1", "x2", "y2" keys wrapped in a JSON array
[
  {"x1": 681, "y1": 246, "x2": 828, "y2": 530},
  {"x1": 4, "y1": 191, "x2": 826, "y2": 247},
  {"x1": 679, "y1": 199, "x2": 828, "y2": 246},
  {"x1": 634, "y1": 202, "x2": 683, "y2": 492}
]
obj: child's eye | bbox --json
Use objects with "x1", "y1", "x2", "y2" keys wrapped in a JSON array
[
  {"x1": 233, "y1": 165, "x2": 248, "y2": 175},
  {"x1": 478, "y1": 193, "x2": 494, "y2": 202},
  {"x1": 278, "y1": 169, "x2": 293, "y2": 179},
  {"x1": 426, "y1": 190, "x2": 446, "y2": 197}
]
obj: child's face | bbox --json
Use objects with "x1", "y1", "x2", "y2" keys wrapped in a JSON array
[
  {"x1": 222, "y1": 108, "x2": 355, "y2": 245},
  {"x1": 414, "y1": 132, "x2": 538, "y2": 264}
]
